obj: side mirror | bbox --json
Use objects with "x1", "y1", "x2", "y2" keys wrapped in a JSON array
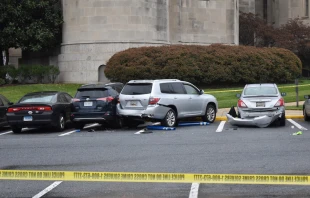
[
  {"x1": 281, "y1": 92, "x2": 286, "y2": 97},
  {"x1": 304, "y1": 95, "x2": 309, "y2": 99},
  {"x1": 8, "y1": 102, "x2": 14, "y2": 105},
  {"x1": 199, "y1": 90, "x2": 204, "y2": 95},
  {"x1": 236, "y1": 93, "x2": 241, "y2": 98}
]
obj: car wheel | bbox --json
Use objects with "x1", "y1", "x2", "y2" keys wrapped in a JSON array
[
  {"x1": 161, "y1": 109, "x2": 177, "y2": 127},
  {"x1": 12, "y1": 126, "x2": 22, "y2": 134},
  {"x1": 279, "y1": 112, "x2": 286, "y2": 126},
  {"x1": 304, "y1": 108, "x2": 310, "y2": 121},
  {"x1": 74, "y1": 123, "x2": 85, "y2": 130},
  {"x1": 55, "y1": 113, "x2": 65, "y2": 132},
  {"x1": 112, "y1": 117, "x2": 123, "y2": 129},
  {"x1": 202, "y1": 104, "x2": 216, "y2": 123}
]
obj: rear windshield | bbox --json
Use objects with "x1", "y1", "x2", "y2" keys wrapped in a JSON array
[
  {"x1": 244, "y1": 87, "x2": 278, "y2": 96},
  {"x1": 121, "y1": 83, "x2": 152, "y2": 95},
  {"x1": 75, "y1": 89, "x2": 109, "y2": 98},
  {"x1": 19, "y1": 94, "x2": 55, "y2": 103}
]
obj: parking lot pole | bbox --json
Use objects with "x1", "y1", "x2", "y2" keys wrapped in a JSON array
[{"x1": 295, "y1": 79, "x2": 299, "y2": 107}]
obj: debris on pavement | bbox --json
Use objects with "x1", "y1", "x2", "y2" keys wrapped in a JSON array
[{"x1": 292, "y1": 131, "x2": 303, "y2": 135}]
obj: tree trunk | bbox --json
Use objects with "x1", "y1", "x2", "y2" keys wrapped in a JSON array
[
  {"x1": 4, "y1": 48, "x2": 9, "y2": 65},
  {"x1": 0, "y1": 49, "x2": 3, "y2": 66}
]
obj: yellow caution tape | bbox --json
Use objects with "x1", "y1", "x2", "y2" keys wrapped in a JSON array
[{"x1": 0, "y1": 170, "x2": 309, "y2": 185}]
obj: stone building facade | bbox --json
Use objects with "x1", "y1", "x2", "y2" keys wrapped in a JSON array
[
  {"x1": 240, "y1": 0, "x2": 310, "y2": 26},
  {"x1": 58, "y1": 0, "x2": 239, "y2": 83}
]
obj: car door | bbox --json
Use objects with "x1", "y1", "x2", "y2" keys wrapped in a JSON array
[
  {"x1": 0, "y1": 97, "x2": 6, "y2": 126},
  {"x1": 183, "y1": 83, "x2": 204, "y2": 115},
  {"x1": 305, "y1": 96, "x2": 310, "y2": 115},
  {"x1": 169, "y1": 82, "x2": 189, "y2": 117}
]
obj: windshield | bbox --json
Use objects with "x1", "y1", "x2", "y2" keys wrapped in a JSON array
[
  {"x1": 243, "y1": 87, "x2": 278, "y2": 96},
  {"x1": 19, "y1": 94, "x2": 55, "y2": 103},
  {"x1": 121, "y1": 83, "x2": 152, "y2": 95}
]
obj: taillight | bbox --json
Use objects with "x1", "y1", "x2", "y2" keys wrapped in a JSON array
[
  {"x1": 7, "y1": 106, "x2": 52, "y2": 112},
  {"x1": 274, "y1": 98, "x2": 284, "y2": 107},
  {"x1": 72, "y1": 98, "x2": 80, "y2": 102},
  {"x1": 97, "y1": 97, "x2": 114, "y2": 102},
  {"x1": 149, "y1": 97, "x2": 160, "y2": 105},
  {"x1": 238, "y1": 99, "x2": 247, "y2": 108}
]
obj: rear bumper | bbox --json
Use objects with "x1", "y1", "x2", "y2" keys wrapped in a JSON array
[
  {"x1": 6, "y1": 112, "x2": 56, "y2": 128},
  {"x1": 117, "y1": 104, "x2": 170, "y2": 119},
  {"x1": 226, "y1": 112, "x2": 282, "y2": 128},
  {"x1": 71, "y1": 112, "x2": 116, "y2": 123}
]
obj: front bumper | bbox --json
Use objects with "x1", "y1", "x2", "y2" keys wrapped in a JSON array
[{"x1": 117, "y1": 104, "x2": 170, "y2": 120}]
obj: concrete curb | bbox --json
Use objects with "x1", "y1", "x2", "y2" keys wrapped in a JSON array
[{"x1": 216, "y1": 115, "x2": 304, "y2": 121}]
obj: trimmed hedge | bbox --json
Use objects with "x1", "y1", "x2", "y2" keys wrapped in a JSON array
[
  {"x1": 0, "y1": 65, "x2": 60, "y2": 84},
  {"x1": 105, "y1": 44, "x2": 302, "y2": 85}
]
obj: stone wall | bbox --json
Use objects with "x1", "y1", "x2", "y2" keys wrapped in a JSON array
[{"x1": 59, "y1": 0, "x2": 237, "y2": 83}]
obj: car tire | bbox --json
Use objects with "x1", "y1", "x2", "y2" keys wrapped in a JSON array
[
  {"x1": 12, "y1": 126, "x2": 22, "y2": 134},
  {"x1": 304, "y1": 108, "x2": 310, "y2": 121},
  {"x1": 279, "y1": 112, "x2": 286, "y2": 126},
  {"x1": 112, "y1": 117, "x2": 123, "y2": 129},
  {"x1": 74, "y1": 123, "x2": 85, "y2": 130},
  {"x1": 202, "y1": 104, "x2": 216, "y2": 123},
  {"x1": 161, "y1": 109, "x2": 177, "y2": 127},
  {"x1": 55, "y1": 113, "x2": 65, "y2": 132}
]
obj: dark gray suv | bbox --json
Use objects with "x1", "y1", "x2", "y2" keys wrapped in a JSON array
[{"x1": 117, "y1": 79, "x2": 218, "y2": 127}]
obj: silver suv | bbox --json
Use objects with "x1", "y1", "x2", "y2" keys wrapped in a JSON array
[{"x1": 117, "y1": 79, "x2": 218, "y2": 127}]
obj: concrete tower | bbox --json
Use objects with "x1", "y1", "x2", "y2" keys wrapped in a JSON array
[{"x1": 58, "y1": 0, "x2": 237, "y2": 83}]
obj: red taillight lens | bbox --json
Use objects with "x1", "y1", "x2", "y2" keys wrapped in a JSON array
[
  {"x1": 274, "y1": 98, "x2": 284, "y2": 107},
  {"x1": 97, "y1": 97, "x2": 114, "y2": 102},
  {"x1": 72, "y1": 98, "x2": 80, "y2": 102},
  {"x1": 149, "y1": 97, "x2": 160, "y2": 105},
  {"x1": 7, "y1": 106, "x2": 52, "y2": 112},
  {"x1": 238, "y1": 99, "x2": 247, "y2": 108}
]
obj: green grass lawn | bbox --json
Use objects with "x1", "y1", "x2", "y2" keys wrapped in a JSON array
[
  {"x1": 1, "y1": 84, "x2": 82, "y2": 103},
  {"x1": 202, "y1": 79, "x2": 310, "y2": 108},
  {"x1": 1, "y1": 80, "x2": 310, "y2": 108}
]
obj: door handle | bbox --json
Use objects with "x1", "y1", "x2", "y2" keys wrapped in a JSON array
[{"x1": 174, "y1": 97, "x2": 177, "y2": 99}]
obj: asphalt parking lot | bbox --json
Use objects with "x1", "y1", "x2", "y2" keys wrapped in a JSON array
[{"x1": 1, "y1": 119, "x2": 310, "y2": 198}]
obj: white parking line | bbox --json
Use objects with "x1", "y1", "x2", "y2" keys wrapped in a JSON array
[
  {"x1": 216, "y1": 121, "x2": 226, "y2": 132},
  {"x1": 287, "y1": 119, "x2": 308, "y2": 131},
  {"x1": 58, "y1": 123, "x2": 100, "y2": 136},
  {"x1": 32, "y1": 181, "x2": 62, "y2": 198},
  {"x1": 0, "y1": 131, "x2": 12, "y2": 136},
  {"x1": 189, "y1": 183, "x2": 200, "y2": 198}
]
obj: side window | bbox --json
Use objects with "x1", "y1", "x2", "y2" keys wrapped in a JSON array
[
  {"x1": 64, "y1": 94, "x2": 72, "y2": 102},
  {"x1": 59, "y1": 94, "x2": 68, "y2": 103},
  {"x1": 184, "y1": 84, "x2": 199, "y2": 95},
  {"x1": 160, "y1": 83, "x2": 173, "y2": 94},
  {"x1": 0, "y1": 98, "x2": 3, "y2": 106},
  {"x1": 171, "y1": 83, "x2": 186, "y2": 94},
  {"x1": 109, "y1": 89, "x2": 118, "y2": 97}
]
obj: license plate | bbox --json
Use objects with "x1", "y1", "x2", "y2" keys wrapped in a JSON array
[
  {"x1": 84, "y1": 102, "x2": 93, "y2": 106},
  {"x1": 23, "y1": 116, "x2": 33, "y2": 121},
  {"x1": 256, "y1": 102, "x2": 265, "y2": 107},
  {"x1": 130, "y1": 101, "x2": 137, "y2": 106}
]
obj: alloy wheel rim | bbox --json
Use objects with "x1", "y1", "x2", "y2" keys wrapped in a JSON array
[
  {"x1": 207, "y1": 107, "x2": 215, "y2": 121},
  {"x1": 167, "y1": 111, "x2": 175, "y2": 126},
  {"x1": 60, "y1": 116, "x2": 65, "y2": 129}
]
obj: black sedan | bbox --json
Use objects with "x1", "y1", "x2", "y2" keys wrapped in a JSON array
[
  {"x1": 0, "y1": 94, "x2": 13, "y2": 128},
  {"x1": 7, "y1": 91, "x2": 73, "y2": 133}
]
